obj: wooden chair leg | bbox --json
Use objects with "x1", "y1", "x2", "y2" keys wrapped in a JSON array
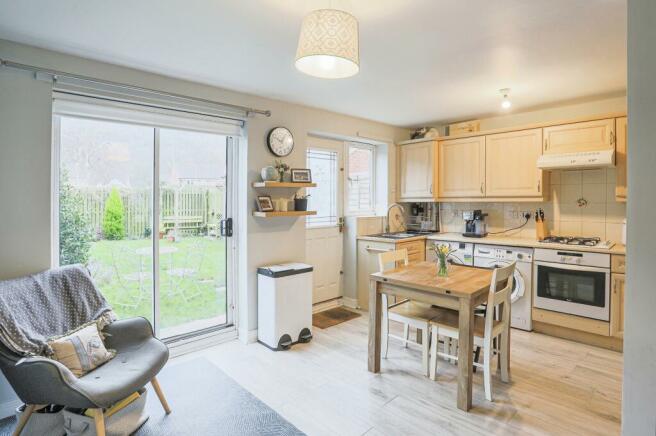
[
  {"x1": 483, "y1": 342, "x2": 493, "y2": 402},
  {"x1": 13, "y1": 404, "x2": 36, "y2": 436},
  {"x1": 429, "y1": 328, "x2": 439, "y2": 380},
  {"x1": 151, "y1": 377, "x2": 172, "y2": 414},
  {"x1": 473, "y1": 346, "x2": 481, "y2": 373},
  {"x1": 421, "y1": 324, "x2": 430, "y2": 377},
  {"x1": 402, "y1": 323, "x2": 410, "y2": 348},
  {"x1": 93, "y1": 409, "x2": 106, "y2": 436},
  {"x1": 500, "y1": 329, "x2": 511, "y2": 383}
]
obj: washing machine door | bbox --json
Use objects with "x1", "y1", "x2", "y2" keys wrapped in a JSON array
[{"x1": 487, "y1": 260, "x2": 524, "y2": 303}]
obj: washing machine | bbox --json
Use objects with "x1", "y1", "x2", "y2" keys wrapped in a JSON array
[
  {"x1": 426, "y1": 239, "x2": 474, "y2": 266},
  {"x1": 473, "y1": 244, "x2": 533, "y2": 331}
]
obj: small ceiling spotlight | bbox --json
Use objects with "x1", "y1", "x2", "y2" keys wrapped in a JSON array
[{"x1": 500, "y1": 88, "x2": 512, "y2": 109}]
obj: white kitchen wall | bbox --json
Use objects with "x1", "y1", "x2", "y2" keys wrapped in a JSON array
[{"x1": 438, "y1": 168, "x2": 626, "y2": 241}]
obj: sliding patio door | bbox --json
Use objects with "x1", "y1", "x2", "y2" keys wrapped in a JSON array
[{"x1": 54, "y1": 106, "x2": 235, "y2": 340}]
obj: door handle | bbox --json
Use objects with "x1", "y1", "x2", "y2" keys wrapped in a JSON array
[{"x1": 219, "y1": 218, "x2": 233, "y2": 237}]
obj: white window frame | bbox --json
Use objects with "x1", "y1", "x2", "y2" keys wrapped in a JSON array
[
  {"x1": 51, "y1": 99, "x2": 241, "y2": 349},
  {"x1": 344, "y1": 141, "x2": 376, "y2": 217},
  {"x1": 306, "y1": 147, "x2": 340, "y2": 229}
]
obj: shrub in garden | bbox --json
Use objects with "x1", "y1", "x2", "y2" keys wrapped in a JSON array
[
  {"x1": 59, "y1": 173, "x2": 92, "y2": 265},
  {"x1": 102, "y1": 187, "x2": 126, "y2": 240}
]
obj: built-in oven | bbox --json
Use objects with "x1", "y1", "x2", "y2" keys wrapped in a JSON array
[{"x1": 533, "y1": 248, "x2": 611, "y2": 321}]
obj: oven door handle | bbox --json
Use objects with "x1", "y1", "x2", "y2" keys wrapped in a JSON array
[{"x1": 533, "y1": 260, "x2": 611, "y2": 274}]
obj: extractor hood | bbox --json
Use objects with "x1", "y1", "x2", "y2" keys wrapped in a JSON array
[{"x1": 537, "y1": 150, "x2": 615, "y2": 170}]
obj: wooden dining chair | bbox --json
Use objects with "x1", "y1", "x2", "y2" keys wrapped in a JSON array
[
  {"x1": 428, "y1": 262, "x2": 515, "y2": 401},
  {"x1": 378, "y1": 249, "x2": 444, "y2": 377}
]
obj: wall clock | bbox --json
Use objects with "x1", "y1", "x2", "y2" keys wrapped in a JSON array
[{"x1": 267, "y1": 127, "x2": 294, "y2": 157}]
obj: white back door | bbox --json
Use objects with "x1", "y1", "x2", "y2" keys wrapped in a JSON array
[{"x1": 305, "y1": 145, "x2": 343, "y2": 304}]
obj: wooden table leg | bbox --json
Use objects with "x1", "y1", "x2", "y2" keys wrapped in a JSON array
[
  {"x1": 457, "y1": 297, "x2": 475, "y2": 411},
  {"x1": 368, "y1": 279, "x2": 382, "y2": 373}
]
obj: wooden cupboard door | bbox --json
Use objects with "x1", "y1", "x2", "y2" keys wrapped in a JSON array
[
  {"x1": 610, "y1": 273, "x2": 625, "y2": 339},
  {"x1": 485, "y1": 129, "x2": 544, "y2": 197},
  {"x1": 399, "y1": 141, "x2": 436, "y2": 200},
  {"x1": 542, "y1": 118, "x2": 615, "y2": 154},
  {"x1": 615, "y1": 117, "x2": 628, "y2": 201},
  {"x1": 396, "y1": 240, "x2": 425, "y2": 264},
  {"x1": 438, "y1": 136, "x2": 486, "y2": 198}
]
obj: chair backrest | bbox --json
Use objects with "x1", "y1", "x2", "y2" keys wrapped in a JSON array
[
  {"x1": 377, "y1": 249, "x2": 409, "y2": 273},
  {"x1": 483, "y1": 262, "x2": 516, "y2": 336}
]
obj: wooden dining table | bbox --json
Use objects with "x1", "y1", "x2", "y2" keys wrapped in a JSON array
[{"x1": 368, "y1": 261, "x2": 494, "y2": 412}]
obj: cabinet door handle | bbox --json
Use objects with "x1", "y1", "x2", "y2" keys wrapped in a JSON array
[
  {"x1": 610, "y1": 131, "x2": 616, "y2": 146},
  {"x1": 537, "y1": 180, "x2": 541, "y2": 192},
  {"x1": 544, "y1": 138, "x2": 548, "y2": 150},
  {"x1": 366, "y1": 247, "x2": 392, "y2": 253},
  {"x1": 430, "y1": 183, "x2": 433, "y2": 194},
  {"x1": 480, "y1": 183, "x2": 484, "y2": 194}
]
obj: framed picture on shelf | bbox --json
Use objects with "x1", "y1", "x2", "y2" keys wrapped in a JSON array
[
  {"x1": 291, "y1": 168, "x2": 312, "y2": 183},
  {"x1": 256, "y1": 195, "x2": 274, "y2": 212}
]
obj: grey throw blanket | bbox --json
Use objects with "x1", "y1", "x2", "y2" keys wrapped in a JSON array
[{"x1": 0, "y1": 264, "x2": 115, "y2": 356}]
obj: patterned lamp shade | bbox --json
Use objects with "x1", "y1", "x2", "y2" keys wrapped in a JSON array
[{"x1": 295, "y1": 9, "x2": 359, "y2": 79}]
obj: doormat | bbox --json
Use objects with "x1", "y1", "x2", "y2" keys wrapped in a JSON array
[{"x1": 312, "y1": 307, "x2": 360, "y2": 329}]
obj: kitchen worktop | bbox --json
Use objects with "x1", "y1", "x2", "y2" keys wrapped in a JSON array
[
  {"x1": 358, "y1": 232, "x2": 626, "y2": 255},
  {"x1": 357, "y1": 234, "x2": 428, "y2": 243}
]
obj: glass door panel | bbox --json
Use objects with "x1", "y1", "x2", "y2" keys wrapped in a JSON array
[
  {"x1": 57, "y1": 116, "x2": 154, "y2": 323},
  {"x1": 158, "y1": 128, "x2": 228, "y2": 338}
]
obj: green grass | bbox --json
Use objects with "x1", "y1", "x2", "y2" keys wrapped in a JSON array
[{"x1": 87, "y1": 236, "x2": 227, "y2": 333}]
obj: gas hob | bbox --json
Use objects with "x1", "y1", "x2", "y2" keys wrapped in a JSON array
[{"x1": 538, "y1": 236, "x2": 615, "y2": 249}]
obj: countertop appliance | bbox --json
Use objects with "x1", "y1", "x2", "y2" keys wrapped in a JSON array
[
  {"x1": 539, "y1": 236, "x2": 615, "y2": 249},
  {"x1": 426, "y1": 239, "x2": 474, "y2": 265},
  {"x1": 474, "y1": 245, "x2": 534, "y2": 331},
  {"x1": 257, "y1": 263, "x2": 313, "y2": 350},
  {"x1": 536, "y1": 149, "x2": 615, "y2": 170},
  {"x1": 533, "y1": 248, "x2": 611, "y2": 321},
  {"x1": 462, "y1": 210, "x2": 488, "y2": 238}
]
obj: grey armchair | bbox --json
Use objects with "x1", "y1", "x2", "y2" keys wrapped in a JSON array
[{"x1": 0, "y1": 317, "x2": 171, "y2": 436}]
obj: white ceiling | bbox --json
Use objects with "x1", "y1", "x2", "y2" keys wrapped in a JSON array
[{"x1": 0, "y1": 0, "x2": 627, "y2": 127}]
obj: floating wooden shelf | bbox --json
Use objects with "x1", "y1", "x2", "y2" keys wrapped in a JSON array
[
  {"x1": 252, "y1": 211, "x2": 317, "y2": 218},
  {"x1": 252, "y1": 181, "x2": 317, "y2": 188}
]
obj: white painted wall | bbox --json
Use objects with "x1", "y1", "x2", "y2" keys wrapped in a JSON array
[
  {"x1": 0, "y1": 39, "x2": 408, "y2": 414},
  {"x1": 622, "y1": 0, "x2": 656, "y2": 433}
]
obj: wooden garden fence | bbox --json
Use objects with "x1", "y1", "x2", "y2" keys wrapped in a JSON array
[{"x1": 77, "y1": 185, "x2": 224, "y2": 239}]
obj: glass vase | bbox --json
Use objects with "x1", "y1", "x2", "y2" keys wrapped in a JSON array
[{"x1": 437, "y1": 255, "x2": 449, "y2": 277}]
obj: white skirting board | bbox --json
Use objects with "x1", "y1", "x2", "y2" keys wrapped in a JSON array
[
  {"x1": 342, "y1": 297, "x2": 358, "y2": 309},
  {"x1": 0, "y1": 399, "x2": 20, "y2": 420},
  {"x1": 239, "y1": 327, "x2": 258, "y2": 344},
  {"x1": 312, "y1": 297, "x2": 343, "y2": 314}
]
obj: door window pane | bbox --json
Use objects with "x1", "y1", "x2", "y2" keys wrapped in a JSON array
[
  {"x1": 158, "y1": 128, "x2": 228, "y2": 338},
  {"x1": 58, "y1": 116, "x2": 154, "y2": 323},
  {"x1": 346, "y1": 143, "x2": 375, "y2": 215},
  {"x1": 307, "y1": 149, "x2": 338, "y2": 227}
]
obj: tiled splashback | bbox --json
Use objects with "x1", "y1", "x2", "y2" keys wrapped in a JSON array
[{"x1": 438, "y1": 168, "x2": 626, "y2": 242}]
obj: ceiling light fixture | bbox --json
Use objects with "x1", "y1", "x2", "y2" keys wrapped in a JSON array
[
  {"x1": 295, "y1": 9, "x2": 360, "y2": 79},
  {"x1": 500, "y1": 88, "x2": 512, "y2": 109}
]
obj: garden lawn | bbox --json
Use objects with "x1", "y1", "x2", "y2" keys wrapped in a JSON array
[{"x1": 87, "y1": 236, "x2": 227, "y2": 333}]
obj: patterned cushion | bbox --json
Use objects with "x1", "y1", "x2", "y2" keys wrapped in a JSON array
[{"x1": 47, "y1": 321, "x2": 116, "y2": 377}]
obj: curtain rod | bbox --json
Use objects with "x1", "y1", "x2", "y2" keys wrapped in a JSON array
[{"x1": 0, "y1": 58, "x2": 272, "y2": 118}]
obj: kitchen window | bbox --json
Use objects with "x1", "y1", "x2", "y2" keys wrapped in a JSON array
[{"x1": 345, "y1": 142, "x2": 376, "y2": 216}]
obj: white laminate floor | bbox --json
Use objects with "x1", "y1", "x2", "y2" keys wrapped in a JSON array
[{"x1": 186, "y1": 313, "x2": 622, "y2": 436}]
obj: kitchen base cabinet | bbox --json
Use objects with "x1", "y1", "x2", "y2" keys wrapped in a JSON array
[
  {"x1": 356, "y1": 238, "x2": 426, "y2": 309},
  {"x1": 610, "y1": 255, "x2": 626, "y2": 338}
]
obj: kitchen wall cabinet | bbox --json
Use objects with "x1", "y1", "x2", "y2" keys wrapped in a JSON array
[
  {"x1": 615, "y1": 117, "x2": 628, "y2": 201},
  {"x1": 398, "y1": 140, "x2": 438, "y2": 201},
  {"x1": 485, "y1": 129, "x2": 546, "y2": 197},
  {"x1": 542, "y1": 118, "x2": 615, "y2": 155},
  {"x1": 438, "y1": 136, "x2": 486, "y2": 198}
]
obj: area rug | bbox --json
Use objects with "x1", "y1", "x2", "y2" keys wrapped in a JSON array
[
  {"x1": 0, "y1": 358, "x2": 304, "y2": 436},
  {"x1": 312, "y1": 307, "x2": 360, "y2": 329}
]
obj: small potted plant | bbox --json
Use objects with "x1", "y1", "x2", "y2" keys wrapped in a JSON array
[
  {"x1": 294, "y1": 193, "x2": 310, "y2": 211},
  {"x1": 274, "y1": 160, "x2": 290, "y2": 182},
  {"x1": 431, "y1": 243, "x2": 455, "y2": 277}
]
